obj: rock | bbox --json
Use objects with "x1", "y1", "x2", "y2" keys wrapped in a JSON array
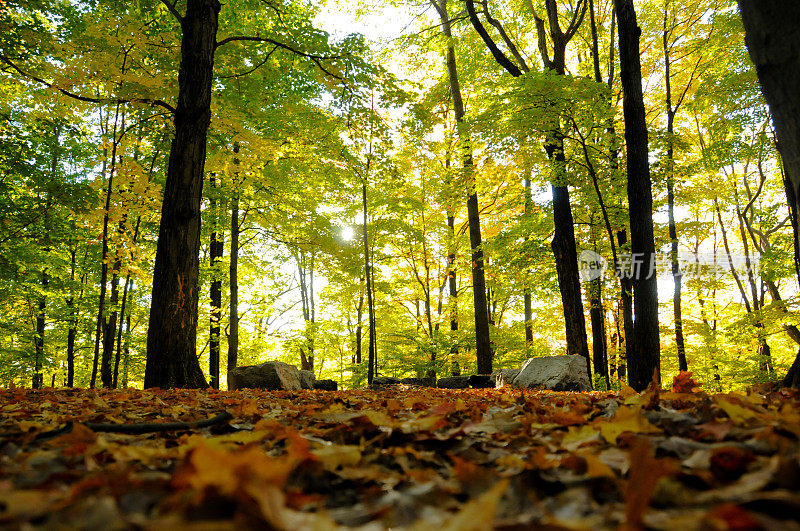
[
  {"x1": 401, "y1": 377, "x2": 436, "y2": 387},
  {"x1": 468, "y1": 374, "x2": 494, "y2": 388},
  {"x1": 512, "y1": 355, "x2": 591, "y2": 391},
  {"x1": 228, "y1": 361, "x2": 302, "y2": 391},
  {"x1": 299, "y1": 370, "x2": 315, "y2": 390},
  {"x1": 314, "y1": 379, "x2": 338, "y2": 391},
  {"x1": 371, "y1": 377, "x2": 402, "y2": 387},
  {"x1": 437, "y1": 376, "x2": 470, "y2": 389},
  {"x1": 493, "y1": 368, "x2": 521, "y2": 388}
]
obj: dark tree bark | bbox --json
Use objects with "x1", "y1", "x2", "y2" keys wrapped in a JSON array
[
  {"x1": 615, "y1": 0, "x2": 660, "y2": 390},
  {"x1": 738, "y1": 0, "x2": 800, "y2": 387},
  {"x1": 209, "y1": 175, "x2": 223, "y2": 390},
  {"x1": 355, "y1": 289, "x2": 364, "y2": 365},
  {"x1": 434, "y1": 0, "x2": 492, "y2": 374},
  {"x1": 523, "y1": 175, "x2": 533, "y2": 344},
  {"x1": 145, "y1": 0, "x2": 219, "y2": 389},
  {"x1": 617, "y1": 230, "x2": 632, "y2": 381},
  {"x1": 363, "y1": 181, "x2": 377, "y2": 383},
  {"x1": 101, "y1": 255, "x2": 121, "y2": 388},
  {"x1": 228, "y1": 171, "x2": 239, "y2": 377},
  {"x1": 297, "y1": 250, "x2": 316, "y2": 372},
  {"x1": 113, "y1": 276, "x2": 131, "y2": 388},
  {"x1": 66, "y1": 246, "x2": 77, "y2": 388}
]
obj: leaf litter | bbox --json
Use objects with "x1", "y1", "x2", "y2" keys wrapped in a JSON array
[{"x1": 1, "y1": 375, "x2": 800, "y2": 529}]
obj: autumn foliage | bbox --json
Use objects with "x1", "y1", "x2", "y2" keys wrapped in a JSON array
[{"x1": 2, "y1": 383, "x2": 800, "y2": 529}]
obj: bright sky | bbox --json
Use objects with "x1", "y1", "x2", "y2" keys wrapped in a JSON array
[{"x1": 313, "y1": 1, "x2": 420, "y2": 45}]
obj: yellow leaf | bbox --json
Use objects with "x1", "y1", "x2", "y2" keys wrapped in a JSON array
[{"x1": 595, "y1": 405, "x2": 661, "y2": 443}]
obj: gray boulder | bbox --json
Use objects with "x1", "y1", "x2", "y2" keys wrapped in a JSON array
[
  {"x1": 512, "y1": 355, "x2": 591, "y2": 391},
  {"x1": 228, "y1": 361, "x2": 302, "y2": 391},
  {"x1": 314, "y1": 379, "x2": 338, "y2": 391},
  {"x1": 299, "y1": 370, "x2": 315, "y2": 389},
  {"x1": 437, "y1": 376, "x2": 470, "y2": 389},
  {"x1": 468, "y1": 374, "x2": 494, "y2": 388},
  {"x1": 371, "y1": 376, "x2": 402, "y2": 387},
  {"x1": 401, "y1": 377, "x2": 436, "y2": 387},
  {"x1": 493, "y1": 368, "x2": 521, "y2": 388}
]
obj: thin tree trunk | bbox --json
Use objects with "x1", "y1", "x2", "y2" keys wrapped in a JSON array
[
  {"x1": 112, "y1": 276, "x2": 131, "y2": 388},
  {"x1": 209, "y1": 175, "x2": 223, "y2": 389},
  {"x1": 101, "y1": 258, "x2": 121, "y2": 388},
  {"x1": 434, "y1": 0, "x2": 491, "y2": 374},
  {"x1": 615, "y1": 0, "x2": 661, "y2": 390},
  {"x1": 363, "y1": 181, "x2": 377, "y2": 383},
  {"x1": 663, "y1": 9, "x2": 687, "y2": 372},
  {"x1": 524, "y1": 174, "x2": 533, "y2": 343},
  {"x1": 617, "y1": 230, "x2": 632, "y2": 382},
  {"x1": 228, "y1": 163, "x2": 239, "y2": 377},
  {"x1": 355, "y1": 289, "x2": 364, "y2": 365},
  {"x1": 66, "y1": 247, "x2": 77, "y2": 388},
  {"x1": 145, "y1": 0, "x2": 219, "y2": 389}
]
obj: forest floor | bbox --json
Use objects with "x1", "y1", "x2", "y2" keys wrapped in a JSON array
[{"x1": 1, "y1": 377, "x2": 800, "y2": 530}]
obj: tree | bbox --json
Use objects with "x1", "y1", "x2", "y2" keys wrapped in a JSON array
[
  {"x1": 738, "y1": 0, "x2": 800, "y2": 387},
  {"x1": 432, "y1": 0, "x2": 492, "y2": 374},
  {"x1": 465, "y1": 0, "x2": 591, "y2": 375},
  {"x1": 615, "y1": 0, "x2": 660, "y2": 390}
]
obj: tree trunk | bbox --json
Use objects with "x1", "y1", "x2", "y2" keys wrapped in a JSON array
[
  {"x1": 434, "y1": 0, "x2": 491, "y2": 374},
  {"x1": 145, "y1": 0, "x2": 219, "y2": 389},
  {"x1": 363, "y1": 181, "x2": 377, "y2": 383},
  {"x1": 615, "y1": 0, "x2": 661, "y2": 391},
  {"x1": 663, "y1": 15, "x2": 687, "y2": 372},
  {"x1": 355, "y1": 289, "x2": 364, "y2": 365},
  {"x1": 228, "y1": 172, "x2": 239, "y2": 377},
  {"x1": 617, "y1": 230, "x2": 632, "y2": 382},
  {"x1": 101, "y1": 261, "x2": 121, "y2": 388},
  {"x1": 209, "y1": 175, "x2": 223, "y2": 390},
  {"x1": 113, "y1": 276, "x2": 131, "y2": 388},
  {"x1": 524, "y1": 175, "x2": 533, "y2": 343},
  {"x1": 738, "y1": 0, "x2": 800, "y2": 387}
]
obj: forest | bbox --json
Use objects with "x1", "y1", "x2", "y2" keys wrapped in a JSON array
[{"x1": 2, "y1": 0, "x2": 800, "y2": 394}]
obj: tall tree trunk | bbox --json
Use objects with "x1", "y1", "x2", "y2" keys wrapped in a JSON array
[
  {"x1": 101, "y1": 258, "x2": 121, "y2": 388},
  {"x1": 434, "y1": 0, "x2": 492, "y2": 374},
  {"x1": 663, "y1": 10, "x2": 687, "y2": 372},
  {"x1": 615, "y1": 0, "x2": 661, "y2": 390},
  {"x1": 523, "y1": 174, "x2": 533, "y2": 343},
  {"x1": 66, "y1": 247, "x2": 77, "y2": 388},
  {"x1": 122, "y1": 310, "x2": 131, "y2": 388},
  {"x1": 355, "y1": 289, "x2": 364, "y2": 365},
  {"x1": 297, "y1": 250, "x2": 316, "y2": 372},
  {"x1": 113, "y1": 276, "x2": 131, "y2": 388},
  {"x1": 209, "y1": 175, "x2": 223, "y2": 389},
  {"x1": 145, "y1": 0, "x2": 219, "y2": 389},
  {"x1": 738, "y1": 0, "x2": 800, "y2": 386},
  {"x1": 34, "y1": 271, "x2": 46, "y2": 389},
  {"x1": 617, "y1": 230, "x2": 632, "y2": 382},
  {"x1": 363, "y1": 181, "x2": 377, "y2": 383},
  {"x1": 92, "y1": 104, "x2": 123, "y2": 388},
  {"x1": 228, "y1": 164, "x2": 239, "y2": 377}
]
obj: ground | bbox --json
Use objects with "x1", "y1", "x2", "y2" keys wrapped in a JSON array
[{"x1": 1, "y1": 377, "x2": 800, "y2": 529}]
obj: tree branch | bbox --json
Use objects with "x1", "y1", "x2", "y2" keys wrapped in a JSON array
[
  {"x1": 36, "y1": 411, "x2": 233, "y2": 441},
  {"x1": 464, "y1": 0, "x2": 522, "y2": 77},
  {"x1": 0, "y1": 55, "x2": 176, "y2": 113},
  {"x1": 479, "y1": 0, "x2": 529, "y2": 72},
  {"x1": 215, "y1": 36, "x2": 343, "y2": 80},
  {"x1": 160, "y1": 0, "x2": 183, "y2": 22}
]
